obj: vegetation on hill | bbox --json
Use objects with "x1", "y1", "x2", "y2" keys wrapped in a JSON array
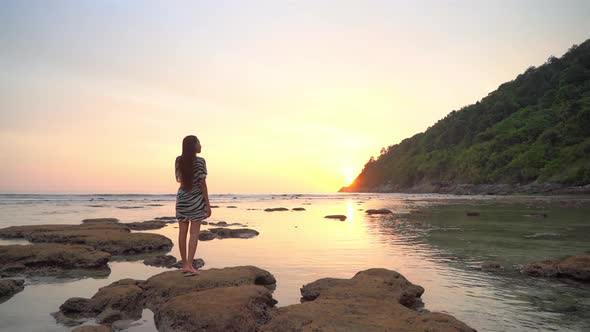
[{"x1": 342, "y1": 39, "x2": 590, "y2": 193}]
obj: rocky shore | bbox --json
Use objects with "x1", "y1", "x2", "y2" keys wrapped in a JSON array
[
  {"x1": 0, "y1": 218, "x2": 172, "y2": 280},
  {"x1": 53, "y1": 266, "x2": 475, "y2": 332},
  {"x1": 0, "y1": 217, "x2": 263, "y2": 281},
  {"x1": 340, "y1": 182, "x2": 590, "y2": 195},
  {"x1": 0, "y1": 219, "x2": 173, "y2": 255},
  {"x1": 521, "y1": 253, "x2": 590, "y2": 282},
  {"x1": 0, "y1": 244, "x2": 111, "y2": 277}
]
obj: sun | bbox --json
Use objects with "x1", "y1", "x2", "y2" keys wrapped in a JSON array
[
  {"x1": 342, "y1": 167, "x2": 356, "y2": 186},
  {"x1": 345, "y1": 175, "x2": 355, "y2": 185}
]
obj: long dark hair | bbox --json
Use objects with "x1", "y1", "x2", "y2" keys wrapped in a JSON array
[{"x1": 179, "y1": 135, "x2": 198, "y2": 191}]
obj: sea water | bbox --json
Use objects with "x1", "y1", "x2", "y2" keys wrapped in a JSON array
[{"x1": 0, "y1": 193, "x2": 588, "y2": 332}]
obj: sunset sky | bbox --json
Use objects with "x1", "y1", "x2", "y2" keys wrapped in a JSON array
[{"x1": 1, "y1": 1, "x2": 589, "y2": 194}]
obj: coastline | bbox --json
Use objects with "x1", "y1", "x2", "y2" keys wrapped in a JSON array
[{"x1": 339, "y1": 182, "x2": 590, "y2": 195}]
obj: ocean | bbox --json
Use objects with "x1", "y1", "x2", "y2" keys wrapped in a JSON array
[{"x1": 0, "y1": 193, "x2": 589, "y2": 331}]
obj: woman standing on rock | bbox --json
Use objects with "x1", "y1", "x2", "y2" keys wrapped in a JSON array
[{"x1": 175, "y1": 135, "x2": 211, "y2": 275}]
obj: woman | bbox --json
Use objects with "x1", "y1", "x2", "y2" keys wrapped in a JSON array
[{"x1": 175, "y1": 135, "x2": 211, "y2": 275}]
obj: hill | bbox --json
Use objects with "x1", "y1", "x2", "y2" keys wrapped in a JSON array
[{"x1": 340, "y1": 39, "x2": 590, "y2": 195}]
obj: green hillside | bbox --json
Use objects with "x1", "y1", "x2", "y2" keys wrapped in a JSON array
[{"x1": 341, "y1": 39, "x2": 590, "y2": 194}]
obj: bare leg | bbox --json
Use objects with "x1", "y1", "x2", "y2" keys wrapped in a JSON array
[
  {"x1": 187, "y1": 220, "x2": 201, "y2": 273},
  {"x1": 178, "y1": 220, "x2": 190, "y2": 271}
]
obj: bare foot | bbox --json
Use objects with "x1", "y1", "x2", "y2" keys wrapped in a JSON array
[
  {"x1": 181, "y1": 264, "x2": 193, "y2": 273},
  {"x1": 183, "y1": 267, "x2": 200, "y2": 277}
]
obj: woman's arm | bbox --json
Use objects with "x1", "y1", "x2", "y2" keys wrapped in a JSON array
[
  {"x1": 200, "y1": 178, "x2": 211, "y2": 217},
  {"x1": 175, "y1": 157, "x2": 181, "y2": 183}
]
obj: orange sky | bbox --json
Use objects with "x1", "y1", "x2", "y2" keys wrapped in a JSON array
[{"x1": 1, "y1": 1, "x2": 589, "y2": 193}]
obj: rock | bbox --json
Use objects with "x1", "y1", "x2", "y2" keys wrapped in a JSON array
[
  {"x1": 141, "y1": 266, "x2": 276, "y2": 308},
  {"x1": 558, "y1": 254, "x2": 590, "y2": 281},
  {"x1": 262, "y1": 298, "x2": 475, "y2": 332},
  {"x1": 154, "y1": 285, "x2": 276, "y2": 332},
  {"x1": 0, "y1": 263, "x2": 27, "y2": 276},
  {"x1": 126, "y1": 220, "x2": 168, "y2": 230},
  {"x1": 521, "y1": 254, "x2": 590, "y2": 281},
  {"x1": 198, "y1": 231, "x2": 216, "y2": 241},
  {"x1": 227, "y1": 205, "x2": 238, "y2": 208},
  {"x1": 56, "y1": 266, "x2": 277, "y2": 328},
  {"x1": 210, "y1": 205, "x2": 220, "y2": 208},
  {"x1": 154, "y1": 216, "x2": 177, "y2": 222},
  {"x1": 521, "y1": 260, "x2": 559, "y2": 277},
  {"x1": 300, "y1": 268, "x2": 424, "y2": 308},
  {"x1": 96, "y1": 307, "x2": 125, "y2": 324},
  {"x1": 324, "y1": 215, "x2": 347, "y2": 221},
  {"x1": 71, "y1": 325, "x2": 112, "y2": 332},
  {"x1": 466, "y1": 211, "x2": 480, "y2": 216},
  {"x1": 291, "y1": 207, "x2": 306, "y2": 211},
  {"x1": 478, "y1": 262, "x2": 503, "y2": 272},
  {"x1": 199, "y1": 228, "x2": 259, "y2": 241},
  {"x1": 143, "y1": 255, "x2": 177, "y2": 268},
  {"x1": 0, "y1": 279, "x2": 25, "y2": 302},
  {"x1": 365, "y1": 209, "x2": 393, "y2": 215},
  {"x1": 171, "y1": 258, "x2": 205, "y2": 270},
  {"x1": 57, "y1": 266, "x2": 475, "y2": 332},
  {"x1": 0, "y1": 244, "x2": 110, "y2": 277},
  {"x1": 264, "y1": 207, "x2": 289, "y2": 212},
  {"x1": 208, "y1": 221, "x2": 247, "y2": 227},
  {"x1": 261, "y1": 268, "x2": 474, "y2": 332},
  {"x1": 81, "y1": 218, "x2": 119, "y2": 223},
  {"x1": 524, "y1": 213, "x2": 548, "y2": 218},
  {"x1": 56, "y1": 279, "x2": 145, "y2": 325},
  {"x1": 0, "y1": 221, "x2": 173, "y2": 255}
]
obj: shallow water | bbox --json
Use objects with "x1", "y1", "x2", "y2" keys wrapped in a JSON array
[{"x1": 0, "y1": 193, "x2": 589, "y2": 332}]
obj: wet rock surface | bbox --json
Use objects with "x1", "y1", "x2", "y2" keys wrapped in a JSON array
[
  {"x1": 262, "y1": 268, "x2": 475, "y2": 332},
  {"x1": 81, "y1": 218, "x2": 119, "y2": 223},
  {"x1": 143, "y1": 255, "x2": 178, "y2": 268},
  {"x1": 199, "y1": 227, "x2": 259, "y2": 241},
  {"x1": 521, "y1": 253, "x2": 590, "y2": 282},
  {"x1": 54, "y1": 267, "x2": 475, "y2": 332},
  {"x1": 0, "y1": 279, "x2": 25, "y2": 302},
  {"x1": 170, "y1": 258, "x2": 205, "y2": 270},
  {"x1": 154, "y1": 285, "x2": 276, "y2": 332},
  {"x1": 154, "y1": 216, "x2": 177, "y2": 223},
  {"x1": 365, "y1": 209, "x2": 393, "y2": 215},
  {"x1": 477, "y1": 262, "x2": 503, "y2": 272},
  {"x1": 0, "y1": 244, "x2": 111, "y2": 277},
  {"x1": 126, "y1": 219, "x2": 168, "y2": 230},
  {"x1": 55, "y1": 279, "x2": 145, "y2": 325},
  {"x1": 54, "y1": 266, "x2": 277, "y2": 328},
  {"x1": 207, "y1": 221, "x2": 247, "y2": 227},
  {"x1": 141, "y1": 266, "x2": 276, "y2": 308},
  {"x1": 324, "y1": 215, "x2": 347, "y2": 221},
  {"x1": 264, "y1": 207, "x2": 289, "y2": 212},
  {"x1": 0, "y1": 220, "x2": 173, "y2": 255}
]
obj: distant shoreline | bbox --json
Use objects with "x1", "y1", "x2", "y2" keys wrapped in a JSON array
[{"x1": 339, "y1": 182, "x2": 590, "y2": 195}]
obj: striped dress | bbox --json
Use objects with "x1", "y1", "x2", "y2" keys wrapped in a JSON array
[{"x1": 175, "y1": 155, "x2": 208, "y2": 221}]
